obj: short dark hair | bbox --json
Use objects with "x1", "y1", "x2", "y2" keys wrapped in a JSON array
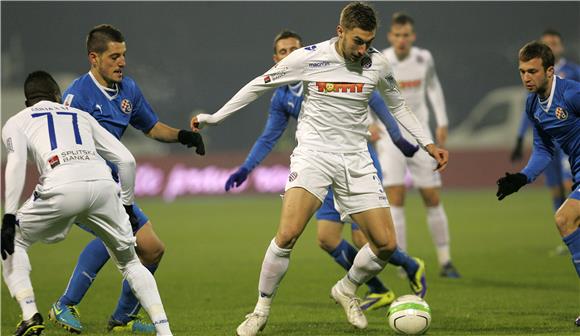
[
  {"x1": 519, "y1": 41, "x2": 555, "y2": 70},
  {"x1": 273, "y1": 30, "x2": 303, "y2": 53},
  {"x1": 86, "y1": 24, "x2": 124, "y2": 54},
  {"x1": 340, "y1": 2, "x2": 377, "y2": 31},
  {"x1": 541, "y1": 28, "x2": 562, "y2": 41},
  {"x1": 391, "y1": 12, "x2": 414, "y2": 27},
  {"x1": 24, "y1": 70, "x2": 61, "y2": 106}
]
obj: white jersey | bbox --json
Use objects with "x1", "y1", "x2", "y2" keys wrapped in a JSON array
[
  {"x1": 381, "y1": 46, "x2": 448, "y2": 133},
  {"x1": 2, "y1": 100, "x2": 136, "y2": 214},
  {"x1": 197, "y1": 37, "x2": 433, "y2": 153}
]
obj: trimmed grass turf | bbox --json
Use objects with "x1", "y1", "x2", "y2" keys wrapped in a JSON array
[{"x1": 2, "y1": 189, "x2": 579, "y2": 335}]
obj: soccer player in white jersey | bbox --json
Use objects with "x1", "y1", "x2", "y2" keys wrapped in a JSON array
[
  {"x1": 0, "y1": 71, "x2": 172, "y2": 336},
  {"x1": 374, "y1": 12, "x2": 460, "y2": 278},
  {"x1": 190, "y1": 3, "x2": 448, "y2": 335}
]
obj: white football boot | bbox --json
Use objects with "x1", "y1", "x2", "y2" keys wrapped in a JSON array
[
  {"x1": 330, "y1": 282, "x2": 367, "y2": 329},
  {"x1": 236, "y1": 312, "x2": 268, "y2": 336}
]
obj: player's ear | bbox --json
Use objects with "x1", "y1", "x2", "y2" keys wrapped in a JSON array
[
  {"x1": 337, "y1": 25, "x2": 344, "y2": 38},
  {"x1": 88, "y1": 52, "x2": 98, "y2": 67},
  {"x1": 546, "y1": 65, "x2": 555, "y2": 79}
]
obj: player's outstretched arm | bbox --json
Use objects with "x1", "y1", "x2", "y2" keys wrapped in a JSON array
[{"x1": 146, "y1": 121, "x2": 205, "y2": 155}]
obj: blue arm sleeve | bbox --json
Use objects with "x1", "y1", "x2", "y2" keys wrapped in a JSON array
[
  {"x1": 241, "y1": 94, "x2": 290, "y2": 172},
  {"x1": 129, "y1": 82, "x2": 159, "y2": 133},
  {"x1": 368, "y1": 90, "x2": 402, "y2": 142},
  {"x1": 520, "y1": 102, "x2": 555, "y2": 182},
  {"x1": 516, "y1": 110, "x2": 532, "y2": 138}
]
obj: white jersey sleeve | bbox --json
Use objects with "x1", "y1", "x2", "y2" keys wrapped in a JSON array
[
  {"x1": 197, "y1": 50, "x2": 305, "y2": 125},
  {"x1": 376, "y1": 61, "x2": 433, "y2": 148},
  {"x1": 82, "y1": 113, "x2": 136, "y2": 205},
  {"x1": 425, "y1": 51, "x2": 448, "y2": 127},
  {"x1": 2, "y1": 118, "x2": 28, "y2": 214}
]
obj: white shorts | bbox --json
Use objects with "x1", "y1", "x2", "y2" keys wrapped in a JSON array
[
  {"x1": 16, "y1": 180, "x2": 135, "y2": 251},
  {"x1": 285, "y1": 146, "x2": 389, "y2": 219},
  {"x1": 375, "y1": 136, "x2": 441, "y2": 188}
]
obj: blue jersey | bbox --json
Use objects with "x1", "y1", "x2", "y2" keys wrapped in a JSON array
[
  {"x1": 240, "y1": 83, "x2": 404, "y2": 172},
  {"x1": 522, "y1": 77, "x2": 580, "y2": 187},
  {"x1": 63, "y1": 72, "x2": 159, "y2": 140}
]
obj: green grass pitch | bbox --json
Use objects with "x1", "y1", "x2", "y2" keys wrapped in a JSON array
[{"x1": 2, "y1": 189, "x2": 579, "y2": 335}]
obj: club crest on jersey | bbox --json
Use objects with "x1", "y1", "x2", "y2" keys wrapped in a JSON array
[
  {"x1": 120, "y1": 99, "x2": 132, "y2": 114},
  {"x1": 360, "y1": 55, "x2": 372, "y2": 69},
  {"x1": 555, "y1": 107, "x2": 568, "y2": 120},
  {"x1": 315, "y1": 82, "x2": 364, "y2": 93},
  {"x1": 288, "y1": 171, "x2": 298, "y2": 182}
]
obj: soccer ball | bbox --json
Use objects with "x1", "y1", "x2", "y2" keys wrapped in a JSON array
[{"x1": 387, "y1": 295, "x2": 431, "y2": 335}]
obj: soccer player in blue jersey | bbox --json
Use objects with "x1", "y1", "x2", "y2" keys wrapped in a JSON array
[
  {"x1": 48, "y1": 24, "x2": 205, "y2": 334},
  {"x1": 496, "y1": 41, "x2": 580, "y2": 326},
  {"x1": 225, "y1": 30, "x2": 426, "y2": 311},
  {"x1": 511, "y1": 30, "x2": 579, "y2": 215}
]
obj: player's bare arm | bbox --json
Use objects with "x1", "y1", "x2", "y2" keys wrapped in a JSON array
[{"x1": 436, "y1": 126, "x2": 448, "y2": 148}]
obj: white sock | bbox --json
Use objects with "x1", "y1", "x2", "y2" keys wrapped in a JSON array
[
  {"x1": 343, "y1": 244, "x2": 387, "y2": 293},
  {"x1": 257, "y1": 238, "x2": 292, "y2": 315},
  {"x1": 427, "y1": 205, "x2": 451, "y2": 266},
  {"x1": 390, "y1": 206, "x2": 407, "y2": 251},
  {"x1": 2, "y1": 246, "x2": 38, "y2": 320}
]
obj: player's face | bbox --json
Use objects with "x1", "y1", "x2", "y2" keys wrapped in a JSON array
[
  {"x1": 337, "y1": 26, "x2": 375, "y2": 62},
  {"x1": 273, "y1": 37, "x2": 301, "y2": 63},
  {"x1": 519, "y1": 57, "x2": 554, "y2": 95},
  {"x1": 541, "y1": 34, "x2": 563, "y2": 60},
  {"x1": 90, "y1": 41, "x2": 127, "y2": 87},
  {"x1": 388, "y1": 23, "x2": 416, "y2": 58}
]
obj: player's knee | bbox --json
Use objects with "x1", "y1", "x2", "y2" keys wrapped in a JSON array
[
  {"x1": 317, "y1": 235, "x2": 339, "y2": 253},
  {"x1": 373, "y1": 239, "x2": 397, "y2": 259},
  {"x1": 554, "y1": 211, "x2": 573, "y2": 236},
  {"x1": 138, "y1": 241, "x2": 165, "y2": 265},
  {"x1": 276, "y1": 232, "x2": 299, "y2": 249}
]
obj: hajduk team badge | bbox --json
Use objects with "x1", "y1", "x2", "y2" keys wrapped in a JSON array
[
  {"x1": 120, "y1": 99, "x2": 132, "y2": 114},
  {"x1": 555, "y1": 107, "x2": 567, "y2": 120}
]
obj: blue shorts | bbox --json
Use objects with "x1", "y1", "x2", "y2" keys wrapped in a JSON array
[
  {"x1": 77, "y1": 203, "x2": 149, "y2": 235},
  {"x1": 314, "y1": 143, "x2": 382, "y2": 231},
  {"x1": 543, "y1": 149, "x2": 572, "y2": 187}
]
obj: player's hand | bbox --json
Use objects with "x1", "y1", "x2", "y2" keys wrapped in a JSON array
[
  {"x1": 368, "y1": 124, "x2": 381, "y2": 143},
  {"x1": 190, "y1": 114, "x2": 213, "y2": 132},
  {"x1": 190, "y1": 116, "x2": 201, "y2": 131},
  {"x1": 178, "y1": 130, "x2": 205, "y2": 155},
  {"x1": 425, "y1": 144, "x2": 449, "y2": 171},
  {"x1": 123, "y1": 205, "x2": 139, "y2": 234},
  {"x1": 225, "y1": 167, "x2": 250, "y2": 191},
  {"x1": 436, "y1": 126, "x2": 448, "y2": 148},
  {"x1": 1, "y1": 214, "x2": 16, "y2": 260},
  {"x1": 394, "y1": 138, "x2": 419, "y2": 157},
  {"x1": 496, "y1": 172, "x2": 527, "y2": 200},
  {"x1": 510, "y1": 137, "x2": 523, "y2": 162}
]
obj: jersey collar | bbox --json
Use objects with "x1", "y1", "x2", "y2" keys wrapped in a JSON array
[
  {"x1": 538, "y1": 75, "x2": 558, "y2": 113},
  {"x1": 88, "y1": 71, "x2": 119, "y2": 101}
]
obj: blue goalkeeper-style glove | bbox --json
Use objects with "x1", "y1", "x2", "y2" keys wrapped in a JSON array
[
  {"x1": 1, "y1": 214, "x2": 16, "y2": 260},
  {"x1": 496, "y1": 172, "x2": 527, "y2": 200},
  {"x1": 394, "y1": 138, "x2": 419, "y2": 157},
  {"x1": 225, "y1": 167, "x2": 250, "y2": 191}
]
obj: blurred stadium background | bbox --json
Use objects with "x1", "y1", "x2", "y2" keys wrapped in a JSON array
[{"x1": 1, "y1": 2, "x2": 580, "y2": 335}]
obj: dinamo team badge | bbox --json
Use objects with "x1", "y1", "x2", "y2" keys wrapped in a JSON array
[
  {"x1": 120, "y1": 99, "x2": 133, "y2": 114},
  {"x1": 555, "y1": 107, "x2": 567, "y2": 120}
]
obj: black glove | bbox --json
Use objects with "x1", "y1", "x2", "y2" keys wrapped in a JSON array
[
  {"x1": 496, "y1": 172, "x2": 527, "y2": 200},
  {"x1": 123, "y1": 205, "x2": 139, "y2": 234},
  {"x1": 1, "y1": 214, "x2": 16, "y2": 260},
  {"x1": 510, "y1": 137, "x2": 523, "y2": 162},
  {"x1": 178, "y1": 130, "x2": 205, "y2": 156}
]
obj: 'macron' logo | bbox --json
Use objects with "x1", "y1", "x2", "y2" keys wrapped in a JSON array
[{"x1": 316, "y1": 82, "x2": 364, "y2": 93}]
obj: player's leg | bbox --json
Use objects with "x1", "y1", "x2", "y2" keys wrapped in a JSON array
[
  {"x1": 556, "y1": 190, "x2": 580, "y2": 276},
  {"x1": 85, "y1": 180, "x2": 172, "y2": 336},
  {"x1": 2, "y1": 232, "x2": 45, "y2": 336},
  {"x1": 109, "y1": 211, "x2": 164, "y2": 333},
  {"x1": 237, "y1": 187, "x2": 321, "y2": 336}
]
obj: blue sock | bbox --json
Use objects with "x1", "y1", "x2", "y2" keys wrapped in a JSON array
[
  {"x1": 562, "y1": 227, "x2": 580, "y2": 277},
  {"x1": 60, "y1": 238, "x2": 110, "y2": 306},
  {"x1": 112, "y1": 263, "x2": 159, "y2": 323},
  {"x1": 329, "y1": 239, "x2": 387, "y2": 293},
  {"x1": 388, "y1": 248, "x2": 419, "y2": 276}
]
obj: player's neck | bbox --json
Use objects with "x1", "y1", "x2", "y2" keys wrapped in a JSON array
[
  {"x1": 90, "y1": 68, "x2": 116, "y2": 89},
  {"x1": 394, "y1": 50, "x2": 410, "y2": 61},
  {"x1": 538, "y1": 76, "x2": 554, "y2": 100}
]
